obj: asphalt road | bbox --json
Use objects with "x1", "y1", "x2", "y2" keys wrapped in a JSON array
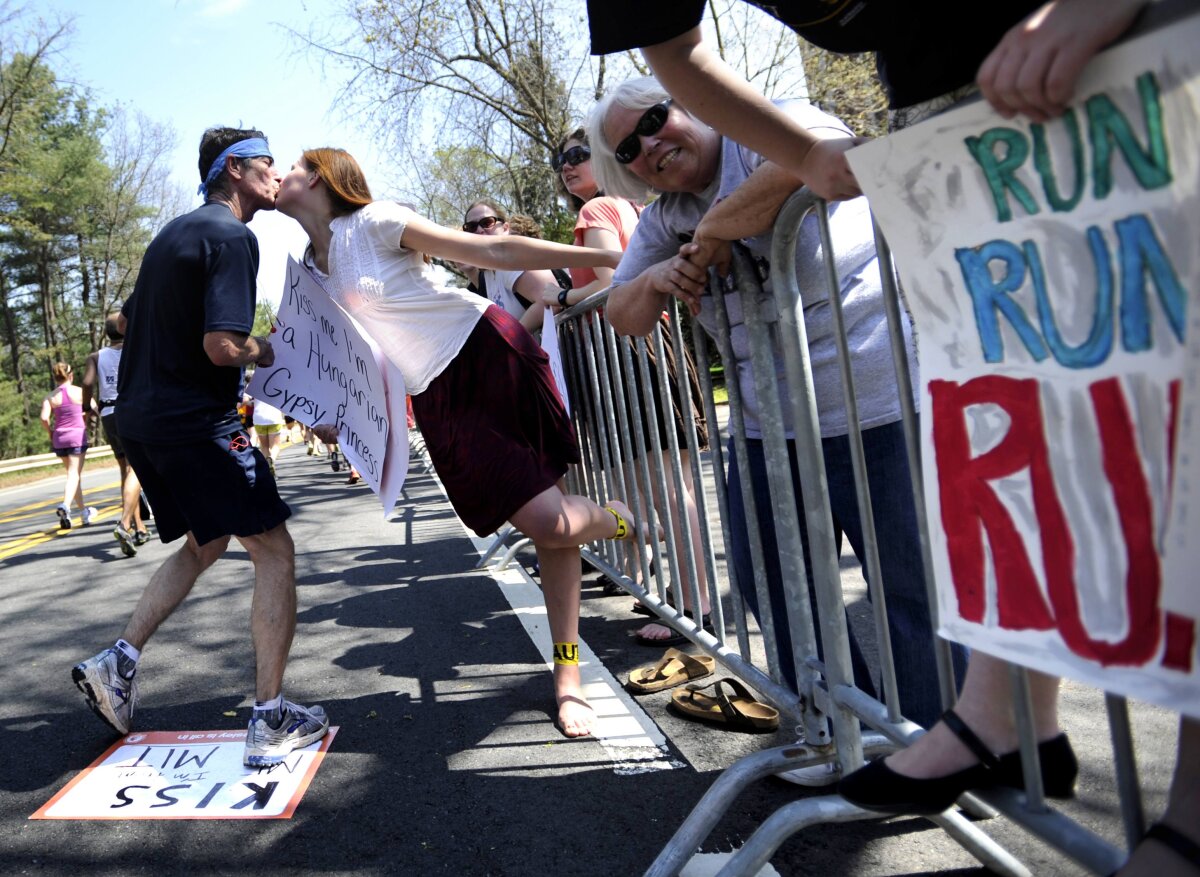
[{"x1": 0, "y1": 441, "x2": 1180, "y2": 876}]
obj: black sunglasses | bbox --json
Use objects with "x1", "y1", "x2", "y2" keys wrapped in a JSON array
[
  {"x1": 614, "y1": 100, "x2": 672, "y2": 165},
  {"x1": 462, "y1": 215, "x2": 500, "y2": 233},
  {"x1": 551, "y1": 145, "x2": 591, "y2": 172}
]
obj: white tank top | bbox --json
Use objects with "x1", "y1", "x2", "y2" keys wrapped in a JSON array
[{"x1": 96, "y1": 346, "x2": 122, "y2": 417}]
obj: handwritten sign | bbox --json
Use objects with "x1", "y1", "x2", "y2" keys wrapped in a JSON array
[
  {"x1": 31, "y1": 728, "x2": 337, "y2": 820},
  {"x1": 848, "y1": 18, "x2": 1199, "y2": 716},
  {"x1": 247, "y1": 258, "x2": 408, "y2": 514},
  {"x1": 543, "y1": 306, "x2": 571, "y2": 417}
]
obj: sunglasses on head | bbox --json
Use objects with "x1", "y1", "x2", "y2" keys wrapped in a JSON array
[
  {"x1": 614, "y1": 100, "x2": 672, "y2": 165},
  {"x1": 551, "y1": 145, "x2": 591, "y2": 172},
  {"x1": 462, "y1": 215, "x2": 500, "y2": 233}
]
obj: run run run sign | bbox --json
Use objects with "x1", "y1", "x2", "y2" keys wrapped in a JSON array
[{"x1": 848, "y1": 15, "x2": 1199, "y2": 717}]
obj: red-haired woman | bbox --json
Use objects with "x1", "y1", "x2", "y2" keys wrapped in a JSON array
[{"x1": 277, "y1": 147, "x2": 647, "y2": 738}]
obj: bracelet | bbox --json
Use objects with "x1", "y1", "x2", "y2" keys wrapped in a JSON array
[{"x1": 558, "y1": 288, "x2": 570, "y2": 308}]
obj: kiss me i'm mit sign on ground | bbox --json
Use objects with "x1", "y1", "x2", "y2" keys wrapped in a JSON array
[{"x1": 31, "y1": 728, "x2": 338, "y2": 820}]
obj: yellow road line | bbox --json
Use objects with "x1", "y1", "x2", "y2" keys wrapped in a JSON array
[
  {"x1": 0, "y1": 501, "x2": 124, "y2": 561},
  {"x1": 0, "y1": 480, "x2": 123, "y2": 525}
]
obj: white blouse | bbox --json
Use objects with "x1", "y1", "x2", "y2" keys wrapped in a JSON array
[{"x1": 327, "y1": 201, "x2": 490, "y2": 395}]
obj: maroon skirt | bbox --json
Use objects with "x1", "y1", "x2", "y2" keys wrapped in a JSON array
[{"x1": 412, "y1": 306, "x2": 580, "y2": 536}]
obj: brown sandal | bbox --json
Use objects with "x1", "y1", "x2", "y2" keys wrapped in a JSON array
[
  {"x1": 626, "y1": 648, "x2": 715, "y2": 694},
  {"x1": 669, "y1": 677, "x2": 779, "y2": 732}
]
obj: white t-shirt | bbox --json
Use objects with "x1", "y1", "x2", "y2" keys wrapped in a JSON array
[
  {"x1": 96, "y1": 346, "x2": 122, "y2": 417},
  {"x1": 480, "y1": 268, "x2": 529, "y2": 319},
  {"x1": 327, "y1": 202, "x2": 491, "y2": 395}
]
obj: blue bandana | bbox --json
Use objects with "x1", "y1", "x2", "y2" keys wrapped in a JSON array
[{"x1": 197, "y1": 137, "x2": 273, "y2": 196}]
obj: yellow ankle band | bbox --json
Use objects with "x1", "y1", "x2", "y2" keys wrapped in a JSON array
[
  {"x1": 553, "y1": 642, "x2": 579, "y2": 665},
  {"x1": 605, "y1": 506, "x2": 628, "y2": 540}
]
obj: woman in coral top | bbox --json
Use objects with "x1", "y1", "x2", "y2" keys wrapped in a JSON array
[{"x1": 549, "y1": 128, "x2": 712, "y2": 648}]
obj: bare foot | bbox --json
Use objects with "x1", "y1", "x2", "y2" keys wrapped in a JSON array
[
  {"x1": 554, "y1": 664, "x2": 595, "y2": 738},
  {"x1": 635, "y1": 621, "x2": 676, "y2": 642}
]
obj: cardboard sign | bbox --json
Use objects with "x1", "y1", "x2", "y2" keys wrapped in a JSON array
[
  {"x1": 247, "y1": 258, "x2": 409, "y2": 514},
  {"x1": 31, "y1": 728, "x2": 337, "y2": 820},
  {"x1": 543, "y1": 305, "x2": 571, "y2": 417},
  {"x1": 847, "y1": 18, "x2": 1199, "y2": 715}
]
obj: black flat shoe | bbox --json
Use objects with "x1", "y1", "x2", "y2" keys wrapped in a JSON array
[{"x1": 837, "y1": 708, "x2": 1077, "y2": 815}]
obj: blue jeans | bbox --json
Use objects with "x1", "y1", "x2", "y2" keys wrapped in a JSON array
[{"x1": 727, "y1": 419, "x2": 966, "y2": 729}]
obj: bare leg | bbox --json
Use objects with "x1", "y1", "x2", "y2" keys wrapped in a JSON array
[
  {"x1": 535, "y1": 544, "x2": 592, "y2": 737},
  {"x1": 885, "y1": 653, "x2": 1061, "y2": 778},
  {"x1": 57, "y1": 456, "x2": 71, "y2": 508},
  {"x1": 510, "y1": 485, "x2": 644, "y2": 737},
  {"x1": 618, "y1": 485, "x2": 649, "y2": 581},
  {"x1": 510, "y1": 486, "x2": 636, "y2": 549},
  {"x1": 121, "y1": 532, "x2": 230, "y2": 649},
  {"x1": 63, "y1": 453, "x2": 85, "y2": 512},
  {"x1": 635, "y1": 450, "x2": 711, "y2": 642},
  {"x1": 117, "y1": 458, "x2": 143, "y2": 530},
  {"x1": 237, "y1": 522, "x2": 296, "y2": 702},
  {"x1": 1117, "y1": 717, "x2": 1200, "y2": 876}
]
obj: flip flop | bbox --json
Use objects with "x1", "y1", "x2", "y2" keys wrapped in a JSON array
[
  {"x1": 669, "y1": 677, "x2": 779, "y2": 733},
  {"x1": 626, "y1": 648, "x2": 715, "y2": 694}
]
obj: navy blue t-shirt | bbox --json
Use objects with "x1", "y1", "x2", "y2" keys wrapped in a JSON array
[
  {"x1": 117, "y1": 202, "x2": 259, "y2": 444},
  {"x1": 586, "y1": 0, "x2": 1042, "y2": 110}
]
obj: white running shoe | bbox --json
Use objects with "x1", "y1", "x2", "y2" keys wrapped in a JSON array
[
  {"x1": 113, "y1": 523, "x2": 137, "y2": 557},
  {"x1": 244, "y1": 700, "x2": 330, "y2": 767},
  {"x1": 56, "y1": 505, "x2": 71, "y2": 530},
  {"x1": 81, "y1": 506, "x2": 99, "y2": 527},
  {"x1": 72, "y1": 648, "x2": 138, "y2": 735},
  {"x1": 776, "y1": 761, "x2": 842, "y2": 787}
]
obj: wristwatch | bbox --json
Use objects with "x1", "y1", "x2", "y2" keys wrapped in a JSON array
[{"x1": 558, "y1": 288, "x2": 570, "y2": 308}]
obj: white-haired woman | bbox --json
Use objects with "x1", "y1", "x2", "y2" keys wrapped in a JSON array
[{"x1": 592, "y1": 76, "x2": 980, "y2": 756}]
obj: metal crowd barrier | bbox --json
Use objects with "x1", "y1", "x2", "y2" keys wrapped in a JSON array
[{"x1": 473, "y1": 186, "x2": 1169, "y2": 877}]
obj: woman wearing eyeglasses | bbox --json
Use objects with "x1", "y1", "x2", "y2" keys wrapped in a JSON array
[
  {"x1": 276, "y1": 147, "x2": 647, "y2": 739},
  {"x1": 460, "y1": 199, "x2": 558, "y2": 335},
  {"x1": 593, "y1": 76, "x2": 968, "y2": 744},
  {"x1": 548, "y1": 128, "x2": 713, "y2": 649}
]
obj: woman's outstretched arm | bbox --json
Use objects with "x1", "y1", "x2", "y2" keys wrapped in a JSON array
[
  {"x1": 400, "y1": 212, "x2": 622, "y2": 273},
  {"x1": 641, "y1": 25, "x2": 863, "y2": 202}
]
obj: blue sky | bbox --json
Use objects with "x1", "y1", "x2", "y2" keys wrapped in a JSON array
[
  {"x1": 45, "y1": 0, "x2": 393, "y2": 308},
  {"x1": 39, "y1": 0, "x2": 806, "y2": 308}
]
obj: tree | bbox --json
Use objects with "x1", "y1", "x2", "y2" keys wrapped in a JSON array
[
  {"x1": 0, "y1": 4, "x2": 184, "y2": 456},
  {"x1": 252, "y1": 301, "x2": 276, "y2": 337},
  {"x1": 303, "y1": 0, "x2": 585, "y2": 234},
  {"x1": 304, "y1": 1, "x2": 808, "y2": 232},
  {"x1": 80, "y1": 107, "x2": 178, "y2": 349},
  {"x1": 797, "y1": 45, "x2": 888, "y2": 139},
  {"x1": 0, "y1": 2, "x2": 72, "y2": 428}
]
